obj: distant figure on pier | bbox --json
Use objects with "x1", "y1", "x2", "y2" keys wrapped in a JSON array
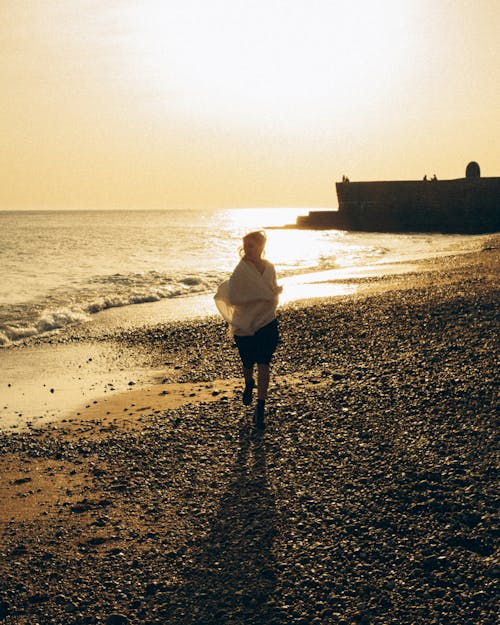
[
  {"x1": 431, "y1": 174, "x2": 438, "y2": 181},
  {"x1": 423, "y1": 175, "x2": 428, "y2": 181},
  {"x1": 342, "y1": 175, "x2": 350, "y2": 183}
]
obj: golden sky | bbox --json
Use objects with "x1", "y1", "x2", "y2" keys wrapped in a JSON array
[{"x1": 1, "y1": 0, "x2": 499, "y2": 210}]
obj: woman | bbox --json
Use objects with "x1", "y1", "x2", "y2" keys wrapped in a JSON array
[{"x1": 214, "y1": 230, "x2": 282, "y2": 428}]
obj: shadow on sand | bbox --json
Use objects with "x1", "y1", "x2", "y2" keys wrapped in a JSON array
[{"x1": 163, "y1": 417, "x2": 285, "y2": 624}]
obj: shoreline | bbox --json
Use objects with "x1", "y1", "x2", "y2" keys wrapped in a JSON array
[
  {"x1": 1, "y1": 240, "x2": 497, "y2": 431},
  {"x1": 0, "y1": 242, "x2": 498, "y2": 623},
  {"x1": 1, "y1": 231, "x2": 491, "y2": 350}
]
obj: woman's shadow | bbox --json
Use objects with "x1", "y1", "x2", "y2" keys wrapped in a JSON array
[{"x1": 164, "y1": 417, "x2": 285, "y2": 625}]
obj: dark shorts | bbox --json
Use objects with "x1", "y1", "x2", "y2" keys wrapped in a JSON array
[{"x1": 234, "y1": 318, "x2": 280, "y2": 368}]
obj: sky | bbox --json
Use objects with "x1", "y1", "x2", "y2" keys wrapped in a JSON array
[{"x1": 1, "y1": 0, "x2": 499, "y2": 210}]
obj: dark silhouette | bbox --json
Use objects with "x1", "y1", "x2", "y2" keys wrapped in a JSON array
[
  {"x1": 215, "y1": 231, "x2": 282, "y2": 429},
  {"x1": 161, "y1": 419, "x2": 285, "y2": 624},
  {"x1": 466, "y1": 161, "x2": 481, "y2": 178},
  {"x1": 293, "y1": 162, "x2": 500, "y2": 233}
]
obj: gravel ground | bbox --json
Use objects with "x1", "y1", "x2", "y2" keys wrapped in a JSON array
[{"x1": 0, "y1": 248, "x2": 498, "y2": 625}]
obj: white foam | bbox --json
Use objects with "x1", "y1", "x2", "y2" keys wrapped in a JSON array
[
  {"x1": 1, "y1": 324, "x2": 39, "y2": 345},
  {"x1": 0, "y1": 308, "x2": 90, "y2": 345},
  {"x1": 36, "y1": 308, "x2": 90, "y2": 333}
]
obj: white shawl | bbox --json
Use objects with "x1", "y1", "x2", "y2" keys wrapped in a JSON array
[{"x1": 214, "y1": 259, "x2": 281, "y2": 336}]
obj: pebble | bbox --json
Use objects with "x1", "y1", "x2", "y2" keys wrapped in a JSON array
[{"x1": 106, "y1": 614, "x2": 128, "y2": 625}]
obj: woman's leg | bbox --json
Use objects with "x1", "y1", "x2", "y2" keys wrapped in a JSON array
[
  {"x1": 254, "y1": 363, "x2": 270, "y2": 428},
  {"x1": 243, "y1": 366, "x2": 254, "y2": 386},
  {"x1": 256, "y1": 363, "x2": 270, "y2": 401},
  {"x1": 255, "y1": 321, "x2": 278, "y2": 402},
  {"x1": 235, "y1": 336, "x2": 256, "y2": 405},
  {"x1": 242, "y1": 366, "x2": 255, "y2": 406}
]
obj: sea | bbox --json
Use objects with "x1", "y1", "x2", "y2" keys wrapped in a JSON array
[{"x1": 0, "y1": 207, "x2": 490, "y2": 347}]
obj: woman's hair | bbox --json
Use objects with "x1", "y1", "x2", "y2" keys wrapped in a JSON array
[{"x1": 240, "y1": 230, "x2": 267, "y2": 258}]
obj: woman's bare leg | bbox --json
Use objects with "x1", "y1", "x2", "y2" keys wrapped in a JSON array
[
  {"x1": 242, "y1": 366, "x2": 255, "y2": 406},
  {"x1": 243, "y1": 367, "x2": 254, "y2": 385},
  {"x1": 257, "y1": 363, "x2": 270, "y2": 401},
  {"x1": 254, "y1": 363, "x2": 269, "y2": 428}
]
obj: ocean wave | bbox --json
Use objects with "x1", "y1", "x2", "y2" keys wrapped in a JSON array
[
  {"x1": 0, "y1": 273, "x2": 222, "y2": 346},
  {"x1": 0, "y1": 308, "x2": 90, "y2": 346}
]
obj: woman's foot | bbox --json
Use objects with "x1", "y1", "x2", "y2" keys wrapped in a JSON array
[
  {"x1": 242, "y1": 379, "x2": 255, "y2": 406},
  {"x1": 254, "y1": 399, "x2": 265, "y2": 429}
]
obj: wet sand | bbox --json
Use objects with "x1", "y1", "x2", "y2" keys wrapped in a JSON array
[{"x1": 0, "y1": 240, "x2": 498, "y2": 624}]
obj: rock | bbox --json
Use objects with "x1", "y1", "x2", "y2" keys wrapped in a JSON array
[
  {"x1": 106, "y1": 614, "x2": 128, "y2": 625},
  {"x1": 0, "y1": 601, "x2": 8, "y2": 620},
  {"x1": 13, "y1": 477, "x2": 32, "y2": 485},
  {"x1": 27, "y1": 593, "x2": 49, "y2": 604}
]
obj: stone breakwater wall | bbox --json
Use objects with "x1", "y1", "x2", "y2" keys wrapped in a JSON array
[{"x1": 296, "y1": 177, "x2": 500, "y2": 233}]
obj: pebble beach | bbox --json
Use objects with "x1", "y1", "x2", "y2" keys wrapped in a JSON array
[{"x1": 0, "y1": 242, "x2": 498, "y2": 625}]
